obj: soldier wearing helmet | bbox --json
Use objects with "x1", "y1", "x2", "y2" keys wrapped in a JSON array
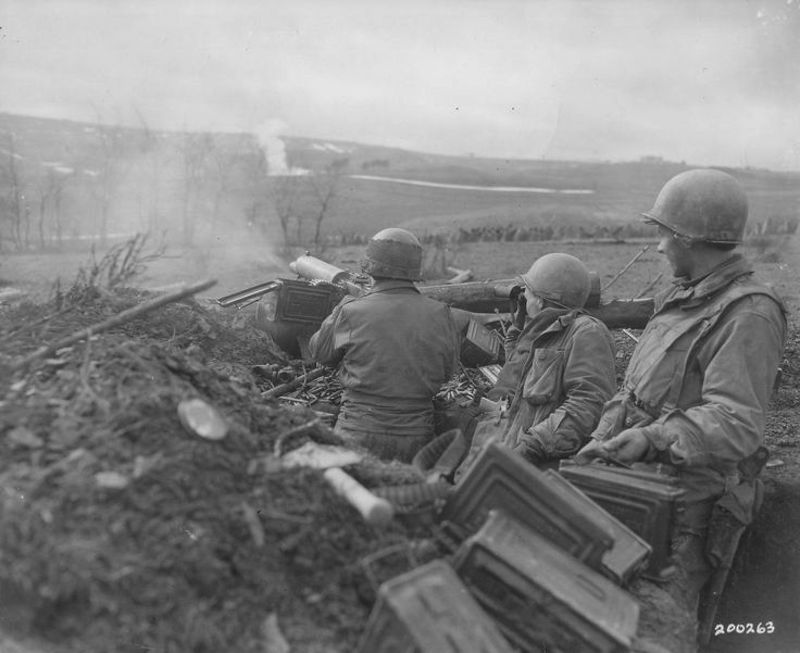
[
  {"x1": 308, "y1": 228, "x2": 460, "y2": 462},
  {"x1": 455, "y1": 252, "x2": 616, "y2": 476},
  {"x1": 577, "y1": 169, "x2": 786, "y2": 650}
]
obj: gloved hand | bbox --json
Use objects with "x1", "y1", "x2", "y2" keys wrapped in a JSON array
[
  {"x1": 510, "y1": 286, "x2": 527, "y2": 330},
  {"x1": 574, "y1": 428, "x2": 651, "y2": 465}
]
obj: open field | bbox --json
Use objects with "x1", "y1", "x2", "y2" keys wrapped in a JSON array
[
  {"x1": 2, "y1": 112, "x2": 799, "y2": 257},
  {"x1": 3, "y1": 231, "x2": 793, "y2": 305}
]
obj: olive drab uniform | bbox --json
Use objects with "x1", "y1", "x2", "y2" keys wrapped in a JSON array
[
  {"x1": 457, "y1": 307, "x2": 616, "y2": 476},
  {"x1": 591, "y1": 254, "x2": 786, "y2": 617},
  {"x1": 308, "y1": 279, "x2": 461, "y2": 462}
]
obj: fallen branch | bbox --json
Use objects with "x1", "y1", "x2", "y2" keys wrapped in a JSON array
[
  {"x1": 445, "y1": 267, "x2": 473, "y2": 284},
  {"x1": 602, "y1": 246, "x2": 649, "y2": 292},
  {"x1": 10, "y1": 279, "x2": 217, "y2": 372},
  {"x1": 0, "y1": 304, "x2": 77, "y2": 344}
]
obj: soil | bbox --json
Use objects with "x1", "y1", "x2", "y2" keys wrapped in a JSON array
[{"x1": 1, "y1": 237, "x2": 798, "y2": 653}]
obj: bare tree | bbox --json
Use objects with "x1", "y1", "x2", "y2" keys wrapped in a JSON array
[
  {"x1": 240, "y1": 146, "x2": 272, "y2": 235},
  {"x1": 177, "y1": 132, "x2": 213, "y2": 246},
  {"x1": 0, "y1": 131, "x2": 27, "y2": 251},
  {"x1": 88, "y1": 120, "x2": 132, "y2": 247},
  {"x1": 270, "y1": 174, "x2": 305, "y2": 248},
  {"x1": 50, "y1": 168, "x2": 70, "y2": 248},
  {"x1": 308, "y1": 157, "x2": 348, "y2": 249},
  {"x1": 132, "y1": 107, "x2": 167, "y2": 235},
  {"x1": 268, "y1": 157, "x2": 349, "y2": 250},
  {"x1": 208, "y1": 142, "x2": 235, "y2": 235},
  {"x1": 32, "y1": 165, "x2": 72, "y2": 250}
]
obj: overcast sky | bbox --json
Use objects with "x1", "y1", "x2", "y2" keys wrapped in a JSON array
[{"x1": 2, "y1": 0, "x2": 799, "y2": 170}]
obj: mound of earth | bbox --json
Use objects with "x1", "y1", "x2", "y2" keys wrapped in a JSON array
[{"x1": 0, "y1": 286, "x2": 425, "y2": 653}]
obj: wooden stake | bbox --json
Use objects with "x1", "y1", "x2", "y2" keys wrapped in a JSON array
[
  {"x1": 602, "y1": 245, "x2": 650, "y2": 292},
  {"x1": 637, "y1": 272, "x2": 664, "y2": 299}
]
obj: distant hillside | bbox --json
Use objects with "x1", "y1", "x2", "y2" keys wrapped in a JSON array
[{"x1": 0, "y1": 112, "x2": 797, "y2": 253}]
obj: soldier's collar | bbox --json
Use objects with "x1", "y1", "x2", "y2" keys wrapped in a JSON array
[
  {"x1": 368, "y1": 279, "x2": 419, "y2": 293},
  {"x1": 661, "y1": 255, "x2": 753, "y2": 309}
]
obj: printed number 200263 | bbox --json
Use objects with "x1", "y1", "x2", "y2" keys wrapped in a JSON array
[{"x1": 714, "y1": 622, "x2": 775, "y2": 636}]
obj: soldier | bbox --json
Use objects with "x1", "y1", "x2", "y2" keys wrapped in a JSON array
[
  {"x1": 308, "y1": 228, "x2": 461, "y2": 463},
  {"x1": 457, "y1": 252, "x2": 617, "y2": 475},
  {"x1": 576, "y1": 169, "x2": 787, "y2": 649}
]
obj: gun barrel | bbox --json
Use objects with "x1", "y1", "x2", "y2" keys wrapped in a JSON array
[{"x1": 216, "y1": 280, "x2": 282, "y2": 307}]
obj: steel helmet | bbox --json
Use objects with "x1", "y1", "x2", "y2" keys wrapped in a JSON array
[
  {"x1": 361, "y1": 228, "x2": 423, "y2": 281},
  {"x1": 642, "y1": 169, "x2": 748, "y2": 244},
  {"x1": 519, "y1": 253, "x2": 591, "y2": 309}
]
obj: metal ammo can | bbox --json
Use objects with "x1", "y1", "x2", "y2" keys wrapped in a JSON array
[
  {"x1": 453, "y1": 509, "x2": 640, "y2": 653},
  {"x1": 460, "y1": 319, "x2": 501, "y2": 367},
  {"x1": 558, "y1": 461, "x2": 685, "y2": 580},
  {"x1": 274, "y1": 278, "x2": 342, "y2": 324},
  {"x1": 441, "y1": 442, "x2": 614, "y2": 570},
  {"x1": 544, "y1": 469, "x2": 652, "y2": 586},
  {"x1": 356, "y1": 558, "x2": 514, "y2": 653}
]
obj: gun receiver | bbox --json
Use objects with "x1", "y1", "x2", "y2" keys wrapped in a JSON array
[{"x1": 288, "y1": 254, "x2": 372, "y2": 298}]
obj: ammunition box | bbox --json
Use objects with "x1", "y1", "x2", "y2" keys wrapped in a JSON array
[
  {"x1": 275, "y1": 279, "x2": 342, "y2": 325},
  {"x1": 558, "y1": 462, "x2": 685, "y2": 579},
  {"x1": 453, "y1": 510, "x2": 639, "y2": 653},
  {"x1": 477, "y1": 363, "x2": 502, "y2": 386},
  {"x1": 460, "y1": 320, "x2": 501, "y2": 367},
  {"x1": 441, "y1": 443, "x2": 614, "y2": 569},
  {"x1": 544, "y1": 470, "x2": 652, "y2": 586},
  {"x1": 357, "y1": 559, "x2": 513, "y2": 653}
]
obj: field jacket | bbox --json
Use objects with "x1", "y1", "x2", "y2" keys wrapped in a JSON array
[
  {"x1": 591, "y1": 254, "x2": 787, "y2": 508},
  {"x1": 460, "y1": 309, "x2": 616, "y2": 474},
  {"x1": 502, "y1": 309, "x2": 616, "y2": 458},
  {"x1": 308, "y1": 279, "x2": 460, "y2": 439}
]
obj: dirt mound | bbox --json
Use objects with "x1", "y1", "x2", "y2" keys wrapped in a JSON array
[{"x1": 0, "y1": 287, "x2": 422, "y2": 653}]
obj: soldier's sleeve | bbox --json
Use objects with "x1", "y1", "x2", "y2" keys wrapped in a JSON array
[
  {"x1": 641, "y1": 296, "x2": 786, "y2": 467},
  {"x1": 307, "y1": 297, "x2": 353, "y2": 366},
  {"x1": 525, "y1": 320, "x2": 617, "y2": 456},
  {"x1": 443, "y1": 307, "x2": 463, "y2": 378}
]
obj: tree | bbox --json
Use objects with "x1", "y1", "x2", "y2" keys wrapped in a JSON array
[
  {"x1": 269, "y1": 157, "x2": 349, "y2": 250},
  {"x1": 33, "y1": 165, "x2": 73, "y2": 250},
  {"x1": 177, "y1": 133, "x2": 213, "y2": 246},
  {"x1": 0, "y1": 131, "x2": 28, "y2": 251},
  {"x1": 132, "y1": 107, "x2": 167, "y2": 235},
  {"x1": 208, "y1": 141, "x2": 235, "y2": 235},
  {"x1": 308, "y1": 157, "x2": 348, "y2": 249},
  {"x1": 270, "y1": 174, "x2": 305, "y2": 248},
  {"x1": 91, "y1": 121, "x2": 130, "y2": 247},
  {"x1": 239, "y1": 146, "x2": 272, "y2": 236}
]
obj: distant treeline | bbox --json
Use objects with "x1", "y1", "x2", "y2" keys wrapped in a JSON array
[{"x1": 317, "y1": 214, "x2": 798, "y2": 249}]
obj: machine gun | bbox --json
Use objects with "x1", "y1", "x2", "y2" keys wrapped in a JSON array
[
  {"x1": 217, "y1": 254, "x2": 655, "y2": 357},
  {"x1": 217, "y1": 255, "x2": 371, "y2": 310},
  {"x1": 216, "y1": 255, "x2": 372, "y2": 356}
]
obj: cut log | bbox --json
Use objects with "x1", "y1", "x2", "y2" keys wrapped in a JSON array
[{"x1": 420, "y1": 281, "x2": 654, "y2": 329}]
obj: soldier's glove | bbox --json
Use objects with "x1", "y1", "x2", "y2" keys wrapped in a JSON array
[
  {"x1": 574, "y1": 437, "x2": 606, "y2": 465},
  {"x1": 509, "y1": 286, "x2": 527, "y2": 330}
]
